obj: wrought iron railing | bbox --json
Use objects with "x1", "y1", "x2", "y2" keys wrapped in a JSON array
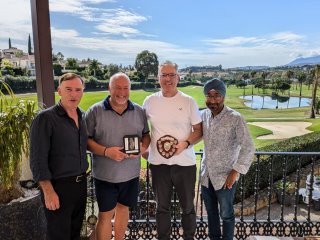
[{"x1": 83, "y1": 152, "x2": 320, "y2": 239}]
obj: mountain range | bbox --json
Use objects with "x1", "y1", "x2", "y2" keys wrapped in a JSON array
[{"x1": 286, "y1": 55, "x2": 320, "y2": 66}]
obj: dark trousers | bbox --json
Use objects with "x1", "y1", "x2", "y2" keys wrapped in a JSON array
[
  {"x1": 201, "y1": 180, "x2": 237, "y2": 240},
  {"x1": 42, "y1": 178, "x2": 87, "y2": 240},
  {"x1": 150, "y1": 164, "x2": 196, "y2": 240}
]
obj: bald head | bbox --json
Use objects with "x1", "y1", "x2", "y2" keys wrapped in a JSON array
[{"x1": 109, "y1": 72, "x2": 131, "y2": 88}]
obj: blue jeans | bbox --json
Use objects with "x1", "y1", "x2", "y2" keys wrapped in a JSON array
[{"x1": 201, "y1": 180, "x2": 237, "y2": 240}]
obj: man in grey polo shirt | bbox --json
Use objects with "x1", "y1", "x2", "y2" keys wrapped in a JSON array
[{"x1": 85, "y1": 73, "x2": 150, "y2": 240}]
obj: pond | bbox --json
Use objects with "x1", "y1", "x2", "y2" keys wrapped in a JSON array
[{"x1": 239, "y1": 95, "x2": 311, "y2": 109}]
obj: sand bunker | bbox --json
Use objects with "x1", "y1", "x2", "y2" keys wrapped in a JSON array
[{"x1": 249, "y1": 122, "x2": 312, "y2": 139}]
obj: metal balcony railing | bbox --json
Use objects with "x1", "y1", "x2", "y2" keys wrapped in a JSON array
[{"x1": 83, "y1": 152, "x2": 320, "y2": 240}]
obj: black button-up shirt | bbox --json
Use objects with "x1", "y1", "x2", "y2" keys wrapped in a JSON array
[{"x1": 30, "y1": 102, "x2": 88, "y2": 181}]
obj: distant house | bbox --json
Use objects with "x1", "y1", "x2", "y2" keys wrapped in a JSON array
[
  {"x1": 179, "y1": 74, "x2": 187, "y2": 80},
  {"x1": 2, "y1": 47, "x2": 23, "y2": 57},
  {"x1": 244, "y1": 79, "x2": 251, "y2": 84},
  {"x1": 1, "y1": 47, "x2": 36, "y2": 76},
  {"x1": 78, "y1": 60, "x2": 92, "y2": 68}
]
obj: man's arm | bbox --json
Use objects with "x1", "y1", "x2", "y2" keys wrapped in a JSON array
[
  {"x1": 140, "y1": 132, "x2": 151, "y2": 154},
  {"x1": 87, "y1": 138, "x2": 128, "y2": 161},
  {"x1": 225, "y1": 116, "x2": 255, "y2": 189},
  {"x1": 175, "y1": 122, "x2": 203, "y2": 155},
  {"x1": 29, "y1": 114, "x2": 60, "y2": 210},
  {"x1": 233, "y1": 116, "x2": 255, "y2": 174},
  {"x1": 139, "y1": 133, "x2": 151, "y2": 159},
  {"x1": 39, "y1": 180, "x2": 60, "y2": 210}
]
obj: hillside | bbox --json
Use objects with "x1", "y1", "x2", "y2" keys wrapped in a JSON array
[{"x1": 287, "y1": 55, "x2": 320, "y2": 66}]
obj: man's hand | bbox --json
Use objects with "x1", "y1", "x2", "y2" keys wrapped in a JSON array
[
  {"x1": 175, "y1": 141, "x2": 189, "y2": 156},
  {"x1": 127, "y1": 143, "x2": 147, "y2": 159},
  {"x1": 223, "y1": 169, "x2": 239, "y2": 189},
  {"x1": 44, "y1": 189, "x2": 60, "y2": 211},
  {"x1": 40, "y1": 180, "x2": 60, "y2": 211},
  {"x1": 105, "y1": 147, "x2": 128, "y2": 161}
]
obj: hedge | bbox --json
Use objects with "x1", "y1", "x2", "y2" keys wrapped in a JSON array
[
  {"x1": 0, "y1": 76, "x2": 197, "y2": 93},
  {"x1": 237, "y1": 131, "x2": 320, "y2": 201}
]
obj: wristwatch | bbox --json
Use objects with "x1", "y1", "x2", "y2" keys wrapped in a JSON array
[{"x1": 185, "y1": 140, "x2": 191, "y2": 149}]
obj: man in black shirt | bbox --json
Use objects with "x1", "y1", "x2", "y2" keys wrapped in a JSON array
[{"x1": 30, "y1": 73, "x2": 88, "y2": 240}]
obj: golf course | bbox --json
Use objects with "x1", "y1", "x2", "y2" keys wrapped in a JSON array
[{"x1": 16, "y1": 84, "x2": 320, "y2": 152}]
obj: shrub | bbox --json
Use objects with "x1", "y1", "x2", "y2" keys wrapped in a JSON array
[
  {"x1": 0, "y1": 80, "x2": 38, "y2": 203},
  {"x1": 236, "y1": 132, "x2": 320, "y2": 201}
]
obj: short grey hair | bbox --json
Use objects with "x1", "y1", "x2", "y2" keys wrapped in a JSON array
[
  {"x1": 158, "y1": 60, "x2": 178, "y2": 74},
  {"x1": 109, "y1": 72, "x2": 131, "y2": 87}
]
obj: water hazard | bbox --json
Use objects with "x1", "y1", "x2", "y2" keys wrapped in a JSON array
[{"x1": 239, "y1": 95, "x2": 311, "y2": 109}]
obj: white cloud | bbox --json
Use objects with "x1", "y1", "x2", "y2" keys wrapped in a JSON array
[
  {"x1": 1, "y1": 0, "x2": 320, "y2": 68},
  {"x1": 50, "y1": 0, "x2": 148, "y2": 37},
  {"x1": 204, "y1": 37, "x2": 263, "y2": 47},
  {"x1": 198, "y1": 32, "x2": 314, "y2": 67},
  {"x1": 269, "y1": 32, "x2": 304, "y2": 43},
  {"x1": 0, "y1": 0, "x2": 32, "y2": 47},
  {"x1": 95, "y1": 9, "x2": 148, "y2": 37}
]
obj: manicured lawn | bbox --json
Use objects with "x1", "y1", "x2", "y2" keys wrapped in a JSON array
[{"x1": 15, "y1": 85, "x2": 320, "y2": 150}]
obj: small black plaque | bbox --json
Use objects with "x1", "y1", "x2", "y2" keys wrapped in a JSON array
[{"x1": 123, "y1": 135, "x2": 140, "y2": 154}]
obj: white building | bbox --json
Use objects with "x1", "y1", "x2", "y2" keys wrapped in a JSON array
[{"x1": 1, "y1": 48, "x2": 36, "y2": 76}]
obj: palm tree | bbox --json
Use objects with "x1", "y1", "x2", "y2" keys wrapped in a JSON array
[
  {"x1": 296, "y1": 71, "x2": 306, "y2": 98},
  {"x1": 310, "y1": 65, "x2": 320, "y2": 118},
  {"x1": 285, "y1": 70, "x2": 294, "y2": 97},
  {"x1": 241, "y1": 72, "x2": 249, "y2": 96},
  {"x1": 261, "y1": 71, "x2": 268, "y2": 94},
  {"x1": 89, "y1": 59, "x2": 100, "y2": 77},
  {"x1": 250, "y1": 71, "x2": 257, "y2": 95}
]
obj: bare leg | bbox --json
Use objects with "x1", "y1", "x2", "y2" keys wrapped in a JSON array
[
  {"x1": 114, "y1": 203, "x2": 129, "y2": 240},
  {"x1": 95, "y1": 209, "x2": 115, "y2": 240}
]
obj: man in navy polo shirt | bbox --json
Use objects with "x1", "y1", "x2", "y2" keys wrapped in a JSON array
[{"x1": 85, "y1": 73, "x2": 150, "y2": 240}]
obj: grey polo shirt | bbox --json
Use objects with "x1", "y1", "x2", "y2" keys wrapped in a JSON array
[{"x1": 85, "y1": 96, "x2": 149, "y2": 183}]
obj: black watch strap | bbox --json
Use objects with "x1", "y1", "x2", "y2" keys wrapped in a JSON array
[{"x1": 185, "y1": 140, "x2": 191, "y2": 149}]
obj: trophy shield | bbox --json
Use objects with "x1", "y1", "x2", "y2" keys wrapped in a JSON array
[{"x1": 156, "y1": 135, "x2": 178, "y2": 159}]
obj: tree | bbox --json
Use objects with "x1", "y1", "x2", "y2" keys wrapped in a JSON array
[
  {"x1": 285, "y1": 70, "x2": 294, "y2": 96},
  {"x1": 65, "y1": 58, "x2": 79, "y2": 70},
  {"x1": 276, "y1": 81, "x2": 291, "y2": 95},
  {"x1": 9, "y1": 38, "x2": 12, "y2": 48},
  {"x1": 105, "y1": 64, "x2": 120, "y2": 79},
  {"x1": 53, "y1": 64, "x2": 63, "y2": 76},
  {"x1": 241, "y1": 72, "x2": 249, "y2": 95},
  {"x1": 1, "y1": 59, "x2": 15, "y2": 76},
  {"x1": 310, "y1": 65, "x2": 320, "y2": 118},
  {"x1": 261, "y1": 71, "x2": 268, "y2": 94},
  {"x1": 296, "y1": 71, "x2": 306, "y2": 98},
  {"x1": 134, "y1": 50, "x2": 159, "y2": 83},
  {"x1": 285, "y1": 70, "x2": 294, "y2": 81},
  {"x1": 53, "y1": 52, "x2": 64, "y2": 64},
  {"x1": 250, "y1": 71, "x2": 257, "y2": 95},
  {"x1": 89, "y1": 59, "x2": 100, "y2": 77},
  {"x1": 28, "y1": 34, "x2": 32, "y2": 55}
]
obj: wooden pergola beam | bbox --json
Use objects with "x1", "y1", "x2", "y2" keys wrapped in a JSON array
[{"x1": 30, "y1": 0, "x2": 55, "y2": 108}]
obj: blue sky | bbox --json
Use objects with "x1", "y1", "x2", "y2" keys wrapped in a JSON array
[{"x1": 1, "y1": 0, "x2": 320, "y2": 68}]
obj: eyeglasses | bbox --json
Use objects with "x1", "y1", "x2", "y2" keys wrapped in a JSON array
[
  {"x1": 160, "y1": 73, "x2": 177, "y2": 78},
  {"x1": 205, "y1": 94, "x2": 223, "y2": 101}
]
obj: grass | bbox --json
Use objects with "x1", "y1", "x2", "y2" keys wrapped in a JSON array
[{"x1": 15, "y1": 84, "x2": 320, "y2": 149}]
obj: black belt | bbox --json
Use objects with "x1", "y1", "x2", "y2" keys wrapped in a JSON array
[{"x1": 55, "y1": 173, "x2": 87, "y2": 183}]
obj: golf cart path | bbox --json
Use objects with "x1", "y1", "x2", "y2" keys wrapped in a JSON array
[{"x1": 249, "y1": 122, "x2": 312, "y2": 139}]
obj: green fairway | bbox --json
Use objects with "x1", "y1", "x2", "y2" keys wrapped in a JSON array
[{"x1": 15, "y1": 84, "x2": 320, "y2": 149}]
